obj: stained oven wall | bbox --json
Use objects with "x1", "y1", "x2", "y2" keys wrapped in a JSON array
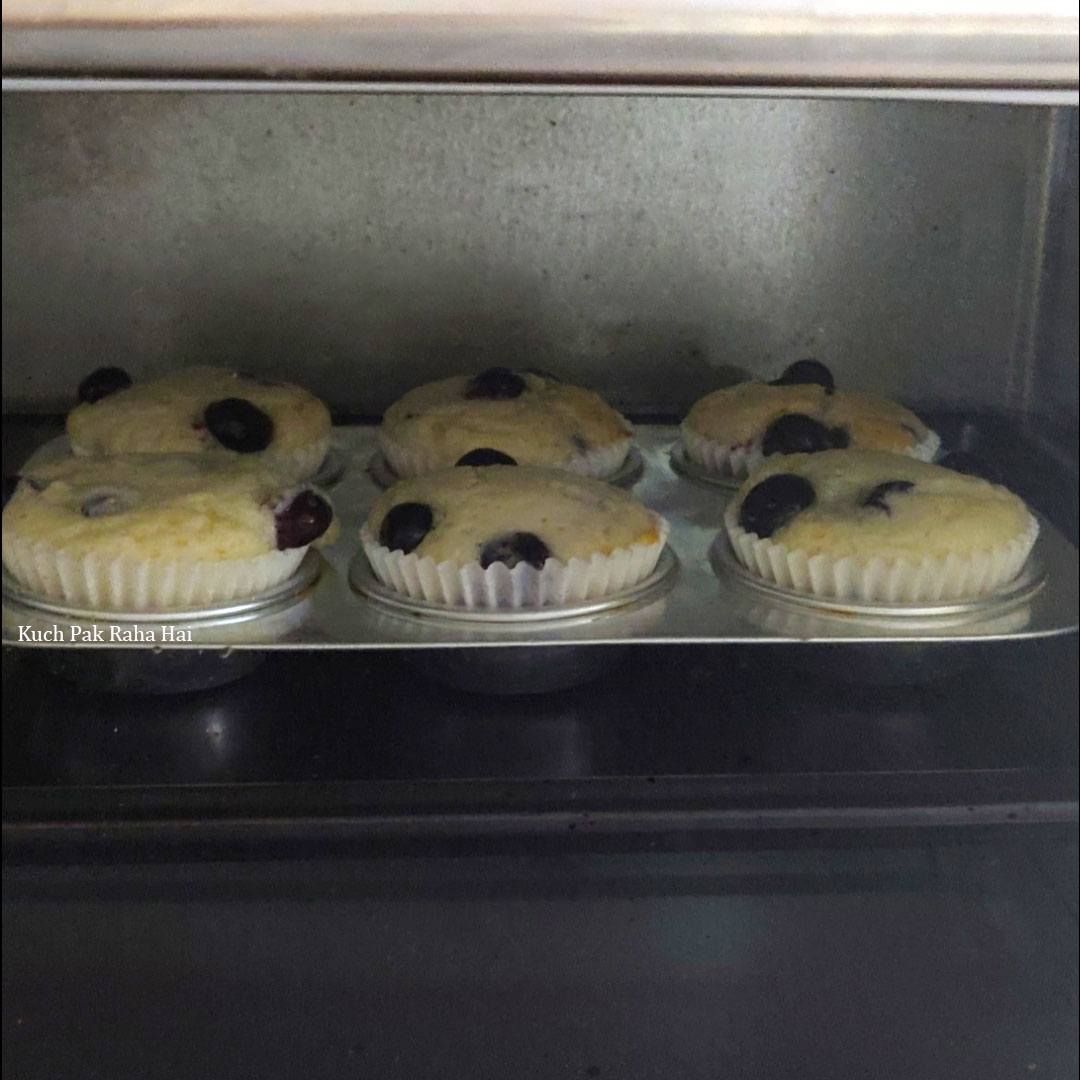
[{"x1": 2, "y1": 93, "x2": 1072, "y2": 428}]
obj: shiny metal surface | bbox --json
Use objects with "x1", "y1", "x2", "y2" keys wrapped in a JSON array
[
  {"x1": 1030, "y1": 108, "x2": 1080, "y2": 432},
  {"x1": 3, "y1": 424, "x2": 1077, "y2": 648},
  {"x1": 0, "y1": 94, "x2": 1060, "y2": 417},
  {"x1": 3, "y1": 79, "x2": 1078, "y2": 106},
  {"x1": 368, "y1": 445, "x2": 645, "y2": 491},
  {"x1": 2, "y1": 2, "x2": 1077, "y2": 90}
]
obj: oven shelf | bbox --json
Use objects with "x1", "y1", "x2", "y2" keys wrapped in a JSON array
[{"x1": 4, "y1": 637, "x2": 1077, "y2": 856}]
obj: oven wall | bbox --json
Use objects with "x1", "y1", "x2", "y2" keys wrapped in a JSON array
[
  {"x1": 0, "y1": 93, "x2": 1069, "y2": 421},
  {"x1": 1029, "y1": 108, "x2": 1079, "y2": 439}
]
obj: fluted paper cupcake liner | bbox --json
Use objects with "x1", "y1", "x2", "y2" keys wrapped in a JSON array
[
  {"x1": 378, "y1": 432, "x2": 634, "y2": 481},
  {"x1": 69, "y1": 434, "x2": 332, "y2": 483},
  {"x1": 679, "y1": 425, "x2": 763, "y2": 480},
  {"x1": 681, "y1": 424, "x2": 941, "y2": 482},
  {"x1": 359, "y1": 514, "x2": 668, "y2": 611},
  {"x1": 723, "y1": 503, "x2": 1038, "y2": 604},
  {"x1": 2, "y1": 534, "x2": 308, "y2": 612}
]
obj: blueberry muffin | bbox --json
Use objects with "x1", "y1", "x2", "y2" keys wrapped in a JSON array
[
  {"x1": 682, "y1": 360, "x2": 938, "y2": 481},
  {"x1": 724, "y1": 450, "x2": 1037, "y2": 602},
  {"x1": 67, "y1": 366, "x2": 332, "y2": 480},
  {"x1": 360, "y1": 464, "x2": 666, "y2": 609},
  {"x1": 379, "y1": 368, "x2": 633, "y2": 479},
  {"x1": 3, "y1": 455, "x2": 335, "y2": 611}
]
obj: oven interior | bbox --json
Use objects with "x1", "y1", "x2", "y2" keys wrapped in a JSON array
[{"x1": 2, "y1": 88, "x2": 1078, "y2": 1077}]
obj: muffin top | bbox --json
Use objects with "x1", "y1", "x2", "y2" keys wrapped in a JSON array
[
  {"x1": 365, "y1": 465, "x2": 659, "y2": 567},
  {"x1": 684, "y1": 361, "x2": 934, "y2": 458},
  {"x1": 66, "y1": 366, "x2": 331, "y2": 459},
  {"x1": 379, "y1": 368, "x2": 632, "y2": 472},
  {"x1": 729, "y1": 451, "x2": 1035, "y2": 562},
  {"x1": 4, "y1": 455, "x2": 333, "y2": 562}
]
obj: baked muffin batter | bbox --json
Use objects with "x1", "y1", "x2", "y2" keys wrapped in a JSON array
[
  {"x1": 730, "y1": 450, "x2": 1035, "y2": 562},
  {"x1": 4, "y1": 455, "x2": 332, "y2": 563},
  {"x1": 366, "y1": 465, "x2": 659, "y2": 567},
  {"x1": 683, "y1": 361, "x2": 937, "y2": 469},
  {"x1": 379, "y1": 368, "x2": 632, "y2": 476},
  {"x1": 67, "y1": 366, "x2": 332, "y2": 478}
]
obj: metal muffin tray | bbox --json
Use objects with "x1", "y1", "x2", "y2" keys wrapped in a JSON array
[{"x1": 2, "y1": 424, "x2": 1077, "y2": 648}]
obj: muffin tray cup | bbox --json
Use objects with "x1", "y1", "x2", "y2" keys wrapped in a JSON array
[
  {"x1": 709, "y1": 534, "x2": 1047, "y2": 624},
  {"x1": 3, "y1": 424, "x2": 1078, "y2": 649},
  {"x1": 367, "y1": 444, "x2": 647, "y2": 491},
  {"x1": 668, "y1": 441, "x2": 743, "y2": 491},
  {"x1": 1, "y1": 550, "x2": 323, "y2": 636},
  {"x1": 349, "y1": 544, "x2": 679, "y2": 625}
]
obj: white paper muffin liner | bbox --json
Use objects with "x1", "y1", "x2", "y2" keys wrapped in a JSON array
[
  {"x1": 359, "y1": 513, "x2": 669, "y2": 611},
  {"x1": 378, "y1": 432, "x2": 634, "y2": 481},
  {"x1": 680, "y1": 423, "x2": 941, "y2": 482},
  {"x1": 680, "y1": 424, "x2": 764, "y2": 480},
  {"x1": 2, "y1": 534, "x2": 309, "y2": 613},
  {"x1": 723, "y1": 502, "x2": 1039, "y2": 604}
]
